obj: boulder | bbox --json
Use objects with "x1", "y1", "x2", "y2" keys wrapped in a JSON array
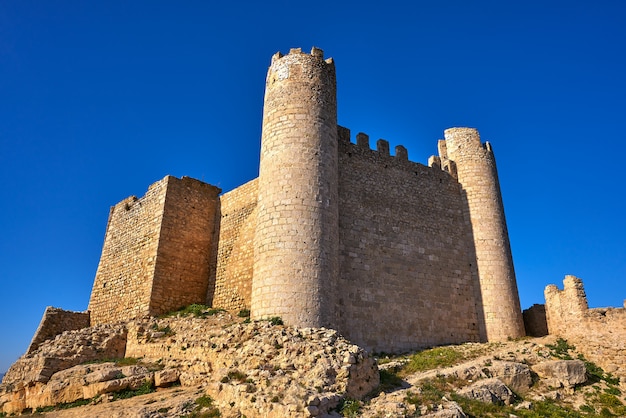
[
  {"x1": 488, "y1": 361, "x2": 533, "y2": 393},
  {"x1": 155, "y1": 369, "x2": 180, "y2": 387},
  {"x1": 531, "y1": 360, "x2": 586, "y2": 389},
  {"x1": 457, "y1": 378, "x2": 515, "y2": 405}
]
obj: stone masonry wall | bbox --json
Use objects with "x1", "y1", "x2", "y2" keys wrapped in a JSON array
[
  {"x1": 522, "y1": 304, "x2": 549, "y2": 337},
  {"x1": 209, "y1": 178, "x2": 258, "y2": 310},
  {"x1": 26, "y1": 307, "x2": 90, "y2": 354},
  {"x1": 545, "y1": 276, "x2": 626, "y2": 378},
  {"x1": 441, "y1": 128, "x2": 525, "y2": 341},
  {"x1": 88, "y1": 179, "x2": 168, "y2": 324},
  {"x1": 88, "y1": 176, "x2": 220, "y2": 324},
  {"x1": 149, "y1": 176, "x2": 221, "y2": 315},
  {"x1": 335, "y1": 127, "x2": 482, "y2": 353},
  {"x1": 252, "y1": 48, "x2": 339, "y2": 327}
]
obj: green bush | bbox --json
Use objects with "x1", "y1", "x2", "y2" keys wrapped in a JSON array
[
  {"x1": 268, "y1": 316, "x2": 283, "y2": 326},
  {"x1": 338, "y1": 398, "x2": 362, "y2": 417},
  {"x1": 111, "y1": 379, "x2": 155, "y2": 400}
]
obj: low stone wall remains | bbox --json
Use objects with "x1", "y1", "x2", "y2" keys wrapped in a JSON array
[
  {"x1": 26, "y1": 307, "x2": 90, "y2": 354},
  {"x1": 544, "y1": 276, "x2": 626, "y2": 378}
]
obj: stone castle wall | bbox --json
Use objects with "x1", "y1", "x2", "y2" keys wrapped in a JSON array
[
  {"x1": 88, "y1": 180, "x2": 167, "y2": 324},
  {"x1": 441, "y1": 128, "x2": 524, "y2": 341},
  {"x1": 209, "y1": 178, "x2": 258, "y2": 310},
  {"x1": 251, "y1": 48, "x2": 340, "y2": 327},
  {"x1": 88, "y1": 176, "x2": 220, "y2": 324},
  {"x1": 81, "y1": 47, "x2": 525, "y2": 353},
  {"x1": 522, "y1": 304, "x2": 549, "y2": 337},
  {"x1": 334, "y1": 128, "x2": 482, "y2": 352},
  {"x1": 149, "y1": 176, "x2": 220, "y2": 314},
  {"x1": 545, "y1": 276, "x2": 626, "y2": 377}
]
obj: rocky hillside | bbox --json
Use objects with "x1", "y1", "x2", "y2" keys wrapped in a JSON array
[{"x1": 1, "y1": 306, "x2": 625, "y2": 417}]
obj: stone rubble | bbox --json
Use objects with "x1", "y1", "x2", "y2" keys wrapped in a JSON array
[
  {"x1": 0, "y1": 312, "x2": 378, "y2": 416},
  {"x1": 2, "y1": 318, "x2": 625, "y2": 417}
]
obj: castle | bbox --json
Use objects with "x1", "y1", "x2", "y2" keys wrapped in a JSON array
[{"x1": 85, "y1": 47, "x2": 525, "y2": 353}]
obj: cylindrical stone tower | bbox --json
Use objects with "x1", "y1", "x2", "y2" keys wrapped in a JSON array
[
  {"x1": 251, "y1": 47, "x2": 339, "y2": 328},
  {"x1": 443, "y1": 127, "x2": 525, "y2": 341}
]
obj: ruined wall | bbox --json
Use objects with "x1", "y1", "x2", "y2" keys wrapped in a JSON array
[
  {"x1": 545, "y1": 276, "x2": 626, "y2": 377},
  {"x1": 335, "y1": 127, "x2": 482, "y2": 353},
  {"x1": 522, "y1": 304, "x2": 548, "y2": 337},
  {"x1": 209, "y1": 179, "x2": 258, "y2": 310},
  {"x1": 26, "y1": 307, "x2": 90, "y2": 354},
  {"x1": 88, "y1": 176, "x2": 220, "y2": 324}
]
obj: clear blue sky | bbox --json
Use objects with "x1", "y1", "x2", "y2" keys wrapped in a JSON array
[{"x1": 1, "y1": 1, "x2": 625, "y2": 373}]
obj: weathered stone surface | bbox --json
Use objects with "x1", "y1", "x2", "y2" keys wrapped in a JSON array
[
  {"x1": 422, "y1": 402, "x2": 467, "y2": 418},
  {"x1": 544, "y1": 276, "x2": 626, "y2": 379},
  {"x1": 1, "y1": 312, "x2": 378, "y2": 416},
  {"x1": 88, "y1": 176, "x2": 221, "y2": 324},
  {"x1": 457, "y1": 378, "x2": 516, "y2": 405},
  {"x1": 154, "y1": 369, "x2": 180, "y2": 387},
  {"x1": 27, "y1": 307, "x2": 90, "y2": 354},
  {"x1": 1, "y1": 323, "x2": 127, "y2": 388},
  {"x1": 3, "y1": 336, "x2": 625, "y2": 417},
  {"x1": 531, "y1": 360, "x2": 587, "y2": 389},
  {"x1": 488, "y1": 361, "x2": 533, "y2": 393}
]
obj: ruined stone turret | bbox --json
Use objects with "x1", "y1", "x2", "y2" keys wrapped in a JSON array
[
  {"x1": 440, "y1": 128, "x2": 525, "y2": 341},
  {"x1": 251, "y1": 48, "x2": 339, "y2": 327}
]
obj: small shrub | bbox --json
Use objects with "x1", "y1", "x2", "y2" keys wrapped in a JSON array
[
  {"x1": 34, "y1": 397, "x2": 93, "y2": 413},
  {"x1": 83, "y1": 357, "x2": 140, "y2": 366},
  {"x1": 580, "y1": 404, "x2": 595, "y2": 413},
  {"x1": 222, "y1": 370, "x2": 247, "y2": 383},
  {"x1": 195, "y1": 395, "x2": 215, "y2": 408},
  {"x1": 238, "y1": 309, "x2": 250, "y2": 318},
  {"x1": 115, "y1": 357, "x2": 141, "y2": 366},
  {"x1": 268, "y1": 316, "x2": 283, "y2": 326},
  {"x1": 164, "y1": 304, "x2": 224, "y2": 318},
  {"x1": 111, "y1": 379, "x2": 154, "y2": 400},
  {"x1": 546, "y1": 338, "x2": 575, "y2": 360},
  {"x1": 597, "y1": 393, "x2": 626, "y2": 416},
  {"x1": 404, "y1": 390, "x2": 421, "y2": 406},
  {"x1": 338, "y1": 398, "x2": 362, "y2": 417},
  {"x1": 151, "y1": 323, "x2": 175, "y2": 336}
]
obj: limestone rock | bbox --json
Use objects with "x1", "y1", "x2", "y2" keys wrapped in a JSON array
[
  {"x1": 457, "y1": 378, "x2": 516, "y2": 405},
  {"x1": 531, "y1": 360, "x2": 586, "y2": 389},
  {"x1": 1, "y1": 313, "x2": 379, "y2": 416},
  {"x1": 488, "y1": 361, "x2": 533, "y2": 393},
  {"x1": 420, "y1": 401, "x2": 467, "y2": 417},
  {"x1": 1, "y1": 323, "x2": 127, "y2": 388},
  {"x1": 154, "y1": 369, "x2": 180, "y2": 387}
]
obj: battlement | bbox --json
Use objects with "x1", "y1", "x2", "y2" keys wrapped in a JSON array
[
  {"x1": 270, "y1": 46, "x2": 334, "y2": 65},
  {"x1": 337, "y1": 126, "x2": 416, "y2": 163}
]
